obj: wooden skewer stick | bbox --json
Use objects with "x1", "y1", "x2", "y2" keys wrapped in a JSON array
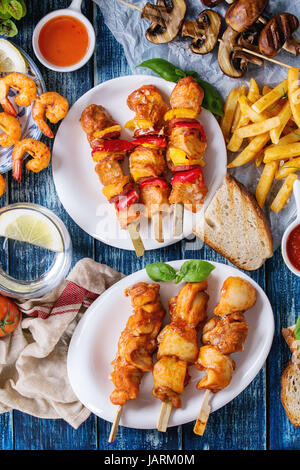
[
  {"x1": 127, "y1": 222, "x2": 145, "y2": 257},
  {"x1": 108, "y1": 405, "x2": 123, "y2": 443},
  {"x1": 118, "y1": 0, "x2": 142, "y2": 11},
  {"x1": 157, "y1": 401, "x2": 173, "y2": 432},
  {"x1": 193, "y1": 390, "x2": 211, "y2": 436},
  {"x1": 153, "y1": 211, "x2": 164, "y2": 243},
  {"x1": 172, "y1": 203, "x2": 184, "y2": 237}
]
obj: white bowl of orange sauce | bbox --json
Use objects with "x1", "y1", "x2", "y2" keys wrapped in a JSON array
[
  {"x1": 282, "y1": 179, "x2": 300, "y2": 277},
  {"x1": 32, "y1": 0, "x2": 95, "y2": 72}
]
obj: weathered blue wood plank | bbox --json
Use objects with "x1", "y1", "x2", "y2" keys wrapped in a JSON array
[
  {"x1": 7, "y1": 0, "x2": 96, "y2": 450},
  {"x1": 267, "y1": 249, "x2": 300, "y2": 450}
]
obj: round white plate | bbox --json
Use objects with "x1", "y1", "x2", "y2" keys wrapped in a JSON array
[
  {"x1": 52, "y1": 75, "x2": 227, "y2": 251},
  {"x1": 67, "y1": 260, "x2": 274, "y2": 429},
  {"x1": 0, "y1": 44, "x2": 46, "y2": 174}
]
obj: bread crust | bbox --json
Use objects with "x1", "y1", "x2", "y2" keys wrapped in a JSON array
[
  {"x1": 194, "y1": 174, "x2": 273, "y2": 270},
  {"x1": 281, "y1": 361, "x2": 300, "y2": 427}
]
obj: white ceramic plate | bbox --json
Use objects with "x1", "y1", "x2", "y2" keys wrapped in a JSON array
[
  {"x1": 67, "y1": 260, "x2": 274, "y2": 429},
  {"x1": 52, "y1": 75, "x2": 227, "y2": 251},
  {"x1": 0, "y1": 44, "x2": 46, "y2": 173}
]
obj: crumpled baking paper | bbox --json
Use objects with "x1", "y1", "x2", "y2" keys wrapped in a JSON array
[{"x1": 93, "y1": 0, "x2": 300, "y2": 249}]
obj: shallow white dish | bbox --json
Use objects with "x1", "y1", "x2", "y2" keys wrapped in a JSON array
[
  {"x1": 67, "y1": 260, "x2": 274, "y2": 429},
  {"x1": 52, "y1": 75, "x2": 227, "y2": 251}
]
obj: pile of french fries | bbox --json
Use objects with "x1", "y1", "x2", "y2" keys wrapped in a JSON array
[{"x1": 221, "y1": 67, "x2": 300, "y2": 213}]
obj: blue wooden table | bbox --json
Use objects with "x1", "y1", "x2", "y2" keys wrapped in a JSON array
[{"x1": 0, "y1": 0, "x2": 299, "y2": 451}]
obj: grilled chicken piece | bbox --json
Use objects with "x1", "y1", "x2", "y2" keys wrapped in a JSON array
[
  {"x1": 214, "y1": 277, "x2": 257, "y2": 317},
  {"x1": 80, "y1": 104, "x2": 119, "y2": 140},
  {"x1": 196, "y1": 345, "x2": 236, "y2": 393},
  {"x1": 173, "y1": 281, "x2": 209, "y2": 327},
  {"x1": 94, "y1": 158, "x2": 126, "y2": 186},
  {"x1": 170, "y1": 77, "x2": 204, "y2": 114},
  {"x1": 140, "y1": 184, "x2": 170, "y2": 218},
  {"x1": 130, "y1": 146, "x2": 167, "y2": 182},
  {"x1": 202, "y1": 312, "x2": 249, "y2": 355},
  {"x1": 110, "y1": 360, "x2": 143, "y2": 405},
  {"x1": 110, "y1": 282, "x2": 165, "y2": 406},
  {"x1": 169, "y1": 178, "x2": 208, "y2": 212},
  {"x1": 152, "y1": 356, "x2": 190, "y2": 408},
  {"x1": 168, "y1": 127, "x2": 207, "y2": 161},
  {"x1": 127, "y1": 85, "x2": 168, "y2": 126},
  {"x1": 157, "y1": 320, "x2": 198, "y2": 363}
]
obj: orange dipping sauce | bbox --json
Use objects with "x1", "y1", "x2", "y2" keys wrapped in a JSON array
[
  {"x1": 38, "y1": 16, "x2": 89, "y2": 67},
  {"x1": 287, "y1": 224, "x2": 300, "y2": 271}
]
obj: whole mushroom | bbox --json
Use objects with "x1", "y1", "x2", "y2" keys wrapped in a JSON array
[
  {"x1": 225, "y1": 0, "x2": 268, "y2": 33},
  {"x1": 218, "y1": 27, "x2": 264, "y2": 78},
  {"x1": 259, "y1": 13, "x2": 300, "y2": 57},
  {"x1": 142, "y1": 0, "x2": 186, "y2": 44},
  {"x1": 182, "y1": 9, "x2": 222, "y2": 54}
]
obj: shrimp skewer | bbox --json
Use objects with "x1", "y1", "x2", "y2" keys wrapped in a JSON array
[
  {"x1": 0, "y1": 72, "x2": 37, "y2": 117},
  {"x1": 32, "y1": 92, "x2": 69, "y2": 138},
  {"x1": 12, "y1": 138, "x2": 51, "y2": 182},
  {"x1": 193, "y1": 277, "x2": 257, "y2": 436}
]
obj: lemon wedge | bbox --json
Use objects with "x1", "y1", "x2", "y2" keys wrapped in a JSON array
[
  {"x1": 0, "y1": 39, "x2": 27, "y2": 73},
  {"x1": 0, "y1": 209, "x2": 63, "y2": 252}
]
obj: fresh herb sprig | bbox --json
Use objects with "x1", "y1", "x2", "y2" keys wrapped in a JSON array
[
  {"x1": 138, "y1": 58, "x2": 224, "y2": 118},
  {"x1": 0, "y1": 0, "x2": 27, "y2": 37},
  {"x1": 146, "y1": 260, "x2": 215, "y2": 284},
  {"x1": 295, "y1": 316, "x2": 300, "y2": 349}
]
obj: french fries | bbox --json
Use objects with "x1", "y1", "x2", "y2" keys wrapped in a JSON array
[
  {"x1": 224, "y1": 71, "x2": 300, "y2": 212},
  {"x1": 256, "y1": 162, "x2": 279, "y2": 208},
  {"x1": 288, "y1": 67, "x2": 300, "y2": 129},
  {"x1": 270, "y1": 174, "x2": 298, "y2": 213},
  {"x1": 221, "y1": 87, "x2": 245, "y2": 143},
  {"x1": 234, "y1": 117, "x2": 280, "y2": 139},
  {"x1": 276, "y1": 157, "x2": 300, "y2": 180}
]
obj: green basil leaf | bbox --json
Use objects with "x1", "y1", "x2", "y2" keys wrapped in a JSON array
[
  {"x1": 0, "y1": 19, "x2": 17, "y2": 36},
  {"x1": 294, "y1": 316, "x2": 300, "y2": 349},
  {"x1": 174, "y1": 273, "x2": 183, "y2": 284},
  {"x1": 6, "y1": 1, "x2": 22, "y2": 20},
  {"x1": 179, "y1": 260, "x2": 215, "y2": 283},
  {"x1": 138, "y1": 59, "x2": 180, "y2": 83},
  {"x1": 146, "y1": 262, "x2": 177, "y2": 282}
]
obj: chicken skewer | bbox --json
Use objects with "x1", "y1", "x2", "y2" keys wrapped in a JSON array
[
  {"x1": 152, "y1": 281, "x2": 209, "y2": 432},
  {"x1": 108, "y1": 282, "x2": 165, "y2": 442},
  {"x1": 193, "y1": 276, "x2": 257, "y2": 436},
  {"x1": 80, "y1": 104, "x2": 145, "y2": 256},
  {"x1": 164, "y1": 77, "x2": 208, "y2": 236},
  {"x1": 126, "y1": 85, "x2": 170, "y2": 242}
]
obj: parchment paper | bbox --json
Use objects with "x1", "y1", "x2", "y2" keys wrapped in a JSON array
[{"x1": 94, "y1": 0, "x2": 300, "y2": 250}]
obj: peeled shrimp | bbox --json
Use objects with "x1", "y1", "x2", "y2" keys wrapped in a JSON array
[
  {"x1": 32, "y1": 92, "x2": 69, "y2": 138},
  {"x1": 0, "y1": 112, "x2": 21, "y2": 147},
  {"x1": 0, "y1": 174, "x2": 5, "y2": 197},
  {"x1": 12, "y1": 138, "x2": 51, "y2": 182},
  {"x1": 0, "y1": 72, "x2": 37, "y2": 117}
]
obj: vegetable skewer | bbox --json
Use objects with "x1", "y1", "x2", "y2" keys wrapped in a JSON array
[
  {"x1": 165, "y1": 77, "x2": 208, "y2": 236},
  {"x1": 126, "y1": 85, "x2": 170, "y2": 243},
  {"x1": 193, "y1": 276, "x2": 257, "y2": 435},
  {"x1": 108, "y1": 282, "x2": 166, "y2": 442},
  {"x1": 80, "y1": 104, "x2": 145, "y2": 256},
  {"x1": 152, "y1": 281, "x2": 209, "y2": 431}
]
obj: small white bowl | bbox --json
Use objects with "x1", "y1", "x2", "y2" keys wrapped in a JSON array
[
  {"x1": 281, "y1": 179, "x2": 300, "y2": 277},
  {"x1": 32, "y1": 0, "x2": 95, "y2": 73}
]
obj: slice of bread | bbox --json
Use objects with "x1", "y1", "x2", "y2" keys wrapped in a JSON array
[
  {"x1": 194, "y1": 174, "x2": 273, "y2": 271},
  {"x1": 281, "y1": 361, "x2": 300, "y2": 427}
]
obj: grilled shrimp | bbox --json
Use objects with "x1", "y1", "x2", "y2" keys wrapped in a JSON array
[
  {"x1": 12, "y1": 138, "x2": 51, "y2": 182},
  {"x1": 32, "y1": 92, "x2": 69, "y2": 138},
  {"x1": 0, "y1": 174, "x2": 5, "y2": 197},
  {"x1": 0, "y1": 112, "x2": 21, "y2": 147},
  {"x1": 0, "y1": 73, "x2": 37, "y2": 117}
]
